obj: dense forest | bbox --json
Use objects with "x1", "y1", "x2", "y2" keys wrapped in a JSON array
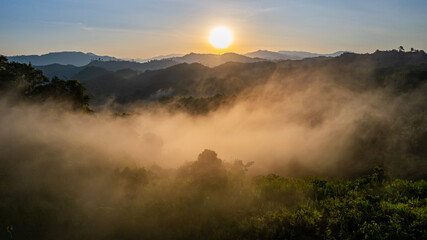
[
  {"x1": 0, "y1": 148, "x2": 425, "y2": 239},
  {"x1": 0, "y1": 50, "x2": 426, "y2": 239},
  {"x1": 0, "y1": 56, "x2": 90, "y2": 111}
]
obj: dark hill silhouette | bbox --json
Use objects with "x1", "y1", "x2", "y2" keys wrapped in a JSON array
[
  {"x1": 83, "y1": 63, "x2": 210, "y2": 104},
  {"x1": 245, "y1": 50, "x2": 300, "y2": 61},
  {"x1": 8, "y1": 50, "x2": 347, "y2": 68},
  {"x1": 115, "y1": 68, "x2": 140, "y2": 79},
  {"x1": 71, "y1": 66, "x2": 111, "y2": 82},
  {"x1": 28, "y1": 50, "x2": 350, "y2": 80},
  {"x1": 245, "y1": 50, "x2": 347, "y2": 61},
  {"x1": 35, "y1": 64, "x2": 84, "y2": 79},
  {"x1": 278, "y1": 50, "x2": 346, "y2": 59},
  {"x1": 34, "y1": 59, "x2": 178, "y2": 81},
  {"x1": 171, "y1": 52, "x2": 264, "y2": 67},
  {"x1": 87, "y1": 59, "x2": 178, "y2": 72},
  {"x1": 8, "y1": 51, "x2": 120, "y2": 66},
  {"x1": 0, "y1": 56, "x2": 90, "y2": 111},
  {"x1": 80, "y1": 50, "x2": 426, "y2": 105},
  {"x1": 131, "y1": 53, "x2": 184, "y2": 63}
]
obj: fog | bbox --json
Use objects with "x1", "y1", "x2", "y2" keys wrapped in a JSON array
[
  {"x1": 2, "y1": 56, "x2": 426, "y2": 239},
  {"x1": 2, "y1": 75, "x2": 424, "y2": 178}
]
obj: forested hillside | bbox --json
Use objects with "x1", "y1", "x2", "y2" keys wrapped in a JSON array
[
  {"x1": 78, "y1": 50, "x2": 427, "y2": 106},
  {"x1": 0, "y1": 149, "x2": 425, "y2": 239},
  {"x1": 0, "y1": 56, "x2": 90, "y2": 111}
]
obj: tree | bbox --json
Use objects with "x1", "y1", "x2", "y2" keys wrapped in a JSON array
[
  {"x1": 181, "y1": 149, "x2": 228, "y2": 190},
  {"x1": 0, "y1": 56, "x2": 90, "y2": 111},
  {"x1": 0, "y1": 55, "x2": 49, "y2": 92},
  {"x1": 30, "y1": 77, "x2": 90, "y2": 111}
]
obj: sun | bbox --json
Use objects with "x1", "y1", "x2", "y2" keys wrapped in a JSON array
[{"x1": 209, "y1": 27, "x2": 233, "y2": 49}]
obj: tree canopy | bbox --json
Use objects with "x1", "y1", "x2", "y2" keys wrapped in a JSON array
[{"x1": 0, "y1": 56, "x2": 90, "y2": 111}]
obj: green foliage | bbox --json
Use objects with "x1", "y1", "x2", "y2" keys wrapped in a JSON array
[
  {"x1": 1, "y1": 147, "x2": 426, "y2": 240},
  {"x1": 30, "y1": 76, "x2": 90, "y2": 111},
  {"x1": 0, "y1": 56, "x2": 91, "y2": 111},
  {"x1": 239, "y1": 168, "x2": 426, "y2": 240},
  {"x1": 178, "y1": 149, "x2": 228, "y2": 191},
  {"x1": 0, "y1": 55, "x2": 49, "y2": 92}
]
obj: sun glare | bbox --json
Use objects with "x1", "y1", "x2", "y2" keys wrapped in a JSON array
[{"x1": 209, "y1": 27, "x2": 233, "y2": 49}]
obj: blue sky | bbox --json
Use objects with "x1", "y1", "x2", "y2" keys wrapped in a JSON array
[{"x1": 1, "y1": 0, "x2": 426, "y2": 58}]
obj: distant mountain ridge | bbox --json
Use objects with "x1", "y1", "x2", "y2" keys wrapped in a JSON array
[
  {"x1": 87, "y1": 59, "x2": 178, "y2": 72},
  {"x1": 128, "y1": 54, "x2": 185, "y2": 63},
  {"x1": 8, "y1": 51, "x2": 120, "y2": 66},
  {"x1": 171, "y1": 52, "x2": 264, "y2": 67},
  {"x1": 32, "y1": 52, "x2": 264, "y2": 79},
  {"x1": 245, "y1": 50, "x2": 348, "y2": 61},
  {"x1": 279, "y1": 50, "x2": 347, "y2": 58},
  {"x1": 7, "y1": 50, "x2": 425, "y2": 107},
  {"x1": 35, "y1": 59, "x2": 179, "y2": 79},
  {"x1": 6, "y1": 50, "x2": 348, "y2": 68},
  {"x1": 79, "y1": 50, "x2": 427, "y2": 106},
  {"x1": 35, "y1": 64, "x2": 84, "y2": 80},
  {"x1": 8, "y1": 50, "x2": 352, "y2": 81}
]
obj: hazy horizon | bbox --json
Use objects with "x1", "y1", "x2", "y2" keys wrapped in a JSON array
[{"x1": 3, "y1": 49, "x2": 352, "y2": 59}]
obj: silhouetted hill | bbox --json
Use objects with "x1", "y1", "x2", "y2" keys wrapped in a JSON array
[
  {"x1": 278, "y1": 50, "x2": 346, "y2": 59},
  {"x1": 71, "y1": 66, "x2": 111, "y2": 82},
  {"x1": 171, "y1": 52, "x2": 264, "y2": 67},
  {"x1": 6, "y1": 50, "x2": 348, "y2": 68},
  {"x1": 246, "y1": 50, "x2": 347, "y2": 60},
  {"x1": 115, "y1": 68, "x2": 140, "y2": 79},
  {"x1": 8, "y1": 51, "x2": 120, "y2": 66},
  {"x1": 35, "y1": 59, "x2": 178, "y2": 82},
  {"x1": 245, "y1": 50, "x2": 300, "y2": 60},
  {"x1": 333, "y1": 50, "x2": 427, "y2": 66},
  {"x1": 83, "y1": 63, "x2": 210, "y2": 104},
  {"x1": 0, "y1": 56, "x2": 90, "y2": 111},
  {"x1": 87, "y1": 59, "x2": 178, "y2": 72},
  {"x1": 80, "y1": 50, "x2": 426, "y2": 105},
  {"x1": 35, "y1": 64, "x2": 84, "y2": 79},
  {"x1": 130, "y1": 53, "x2": 184, "y2": 63},
  {"x1": 82, "y1": 60, "x2": 278, "y2": 104},
  {"x1": 34, "y1": 53, "x2": 265, "y2": 81}
]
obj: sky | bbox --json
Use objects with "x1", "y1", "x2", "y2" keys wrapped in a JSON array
[{"x1": 1, "y1": 0, "x2": 426, "y2": 59}]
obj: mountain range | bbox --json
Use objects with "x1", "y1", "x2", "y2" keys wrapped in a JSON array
[
  {"x1": 125, "y1": 54, "x2": 184, "y2": 63},
  {"x1": 7, "y1": 51, "x2": 120, "y2": 66},
  {"x1": 245, "y1": 50, "x2": 347, "y2": 61},
  {"x1": 5, "y1": 50, "x2": 347, "y2": 67},
  {"x1": 76, "y1": 50, "x2": 426, "y2": 106},
  {"x1": 171, "y1": 52, "x2": 264, "y2": 67},
  {"x1": 9, "y1": 49, "x2": 397, "y2": 107},
  {"x1": 14, "y1": 50, "x2": 346, "y2": 81}
]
